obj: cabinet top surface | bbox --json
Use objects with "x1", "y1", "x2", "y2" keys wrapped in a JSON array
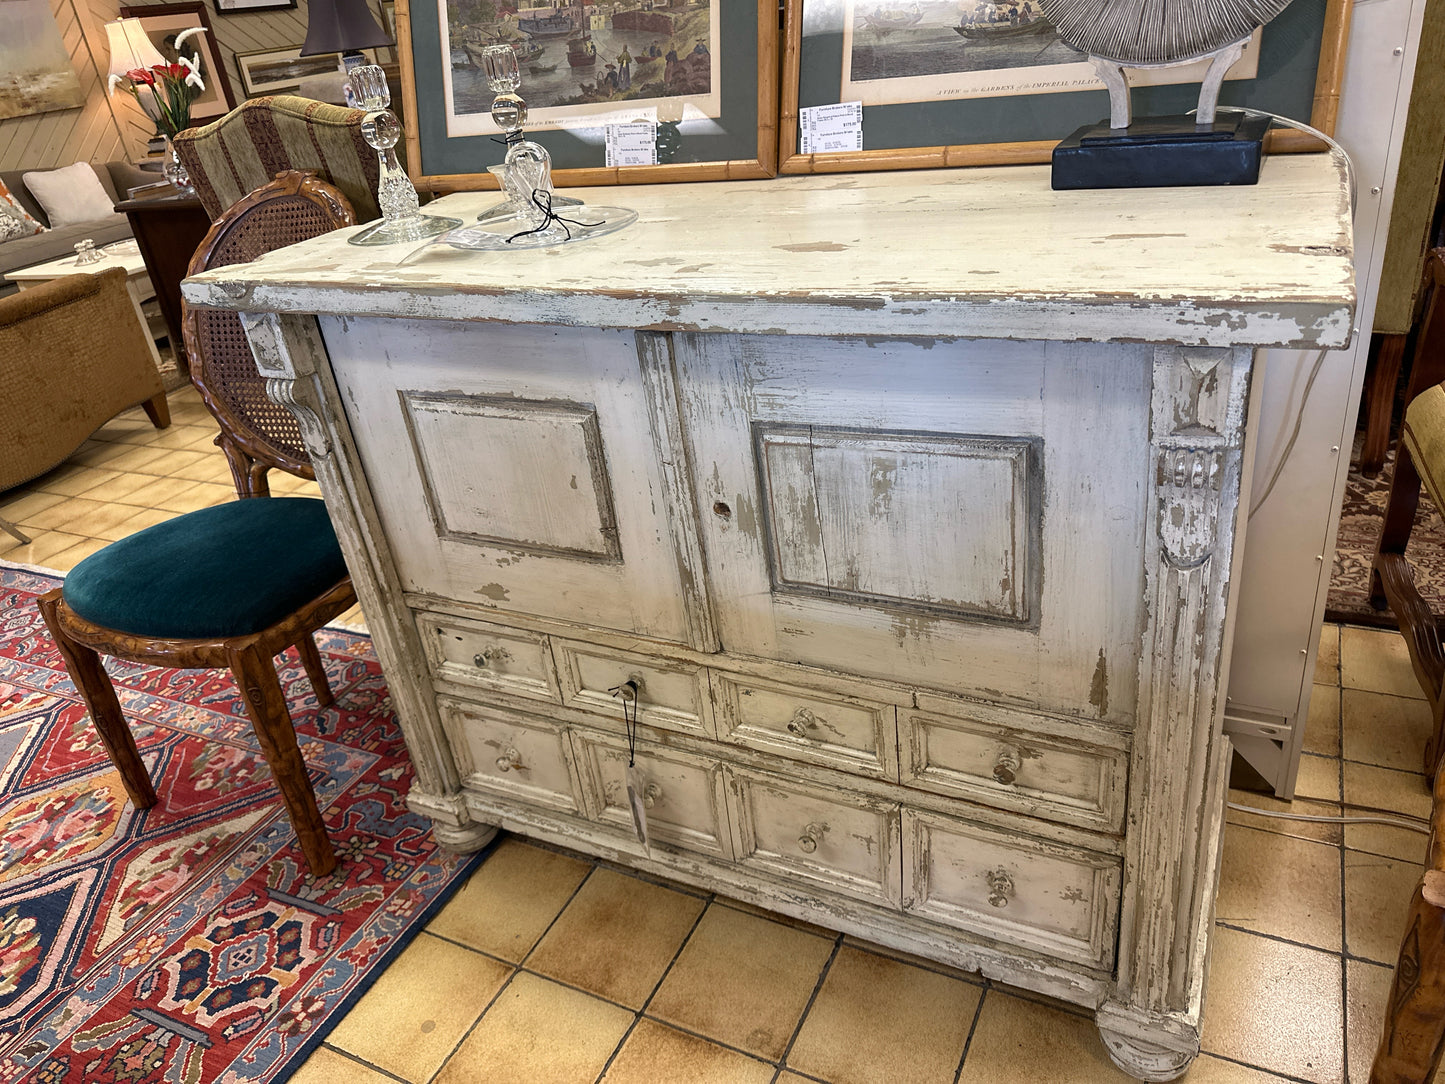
[{"x1": 183, "y1": 154, "x2": 1355, "y2": 348}]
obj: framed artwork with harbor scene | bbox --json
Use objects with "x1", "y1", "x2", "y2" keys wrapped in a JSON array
[
  {"x1": 780, "y1": 0, "x2": 1351, "y2": 173},
  {"x1": 397, "y1": 0, "x2": 778, "y2": 190}
]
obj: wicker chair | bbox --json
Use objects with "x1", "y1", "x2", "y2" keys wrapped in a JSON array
[
  {"x1": 36, "y1": 172, "x2": 358, "y2": 878},
  {"x1": 173, "y1": 95, "x2": 382, "y2": 223},
  {"x1": 0, "y1": 269, "x2": 170, "y2": 542},
  {"x1": 1369, "y1": 248, "x2": 1445, "y2": 1082}
]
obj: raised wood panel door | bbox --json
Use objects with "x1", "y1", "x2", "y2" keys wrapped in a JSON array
[
  {"x1": 674, "y1": 334, "x2": 1152, "y2": 723},
  {"x1": 322, "y1": 318, "x2": 693, "y2": 644}
]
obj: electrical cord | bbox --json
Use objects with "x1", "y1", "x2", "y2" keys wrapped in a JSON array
[
  {"x1": 1187, "y1": 106, "x2": 1356, "y2": 521},
  {"x1": 1227, "y1": 801, "x2": 1430, "y2": 833}
]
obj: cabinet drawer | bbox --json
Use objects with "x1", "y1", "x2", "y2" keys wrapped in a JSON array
[
  {"x1": 903, "y1": 807, "x2": 1119, "y2": 969},
  {"x1": 438, "y1": 698, "x2": 582, "y2": 814},
  {"x1": 713, "y1": 675, "x2": 898, "y2": 779},
  {"x1": 419, "y1": 612, "x2": 560, "y2": 703},
  {"x1": 901, "y1": 707, "x2": 1126, "y2": 833},
  {"x1": 572, "y1": 730, "x2": 732, "y2": 859},
  {"x1": 728, "y1": 768, "x2": 900, "y2": 908},
  {"x1": 556, "y1": 640, "x2": 713, "y2": 739}
]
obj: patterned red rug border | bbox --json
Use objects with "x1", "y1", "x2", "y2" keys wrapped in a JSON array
[{"x1": 0, "y1": 561, "x2": 491, "y2": 1083}]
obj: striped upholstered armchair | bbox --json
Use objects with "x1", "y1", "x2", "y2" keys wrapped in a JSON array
[{"x1": 173, "y1": 95, "x2": 382, "y2": 223}]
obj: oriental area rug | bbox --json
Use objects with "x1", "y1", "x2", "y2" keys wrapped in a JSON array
[
  {"x1": 1326, "y1": 438, "x2": 1445, "y2": 625},
  {"x1": 0, "y1": 562, "x2": 485, "y2": 1083}
]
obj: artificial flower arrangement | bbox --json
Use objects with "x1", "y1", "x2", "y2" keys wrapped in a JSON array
[{"x1": 107, "y1": 28, "x2": 206, "y2": 138}]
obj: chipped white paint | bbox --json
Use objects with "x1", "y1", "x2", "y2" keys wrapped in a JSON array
[
  {"x1": 215, "y1": 162, "x2": 1355, "y2": 1082},
  {"x1": 190, "y1": 156, "x2": 1354, "y2": 349}
]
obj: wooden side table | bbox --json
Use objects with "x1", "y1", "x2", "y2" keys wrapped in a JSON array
[{"x1": 113, "y1": 192, "x2": 212, "y2": 374}]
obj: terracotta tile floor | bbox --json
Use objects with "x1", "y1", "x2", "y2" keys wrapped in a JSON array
[{"x1": 0, "y1": 386, "x2": 1433, "y2": 1083}]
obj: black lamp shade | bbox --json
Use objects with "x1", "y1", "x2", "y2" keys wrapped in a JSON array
[{"x1": 301, "y1": 0, "x2": 393, "y2": 56}]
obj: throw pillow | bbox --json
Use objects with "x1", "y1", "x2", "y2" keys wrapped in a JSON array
[
  {"x1": 21, "y1": 162, "x2": 117, "y2": 229},
  {"x1": 0, "y1": 178, "x2": 46, "y2": 245}
]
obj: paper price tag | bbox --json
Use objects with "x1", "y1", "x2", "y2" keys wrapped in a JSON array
[
  {"x1": 625, "y1": 763, "x2": 650, "y2": 848},
  {"x1": 799, "y1": 102, "x2": 863, "y2": 155},
  {"x1": 605, "y1": 123, "x2": 658, "y2": 168}
]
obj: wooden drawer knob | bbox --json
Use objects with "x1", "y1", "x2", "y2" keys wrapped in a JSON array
[
  {"x1": 496, "y1": 746, "x2": 523, "y2": 772},
  {"x1": 993, "y1": 747, "x2": 1022, "y2": 786},
  {"x1": 987, "y1": 869, "x2": 1014, "y2": 908},
  {"x1": 786, "y1": 706, "x2": 821, "y2": 738},
  {"x1": 473, "y1": 645, "x2": 513, "y2": 668},
  {"x1": 797, "y1": 821, "x2": 825, "y2": 854}
]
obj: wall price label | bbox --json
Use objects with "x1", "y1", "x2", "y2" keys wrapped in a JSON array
[
  {"x1": 799, "y1": 102, "x2": 864, "y2": 155},
  {"x1": 605, "y1": 123, "x2": 659, "y2": 167}
]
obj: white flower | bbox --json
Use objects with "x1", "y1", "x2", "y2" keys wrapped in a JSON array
[
  {"x1": 107, "y1": 73, "x2": 123, "y2": 95},
  {"x1": 172, "y1": 26, "x2": 205, "y2": 52},
  {"x1": 179, "y1": 54, "x2": 205, "y2": 91}
]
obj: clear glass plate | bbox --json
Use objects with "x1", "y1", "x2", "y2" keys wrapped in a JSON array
[{"x1": 435, "y1": 206, "x2": 637, "y2": 251}]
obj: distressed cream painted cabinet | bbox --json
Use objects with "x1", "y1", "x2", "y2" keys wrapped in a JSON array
[{"x1": 184, "y1": 158, "x2": 1355, "y2": 1081}]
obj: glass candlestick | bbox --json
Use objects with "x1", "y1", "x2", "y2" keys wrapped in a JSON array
[
  {"x1": 481, "y1": 43, "x2": 554, "y2": 230},
  {"x1": 347, "y1": 65, "x2": 461, "y2": 246}
]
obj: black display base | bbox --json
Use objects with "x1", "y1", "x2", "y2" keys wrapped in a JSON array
[{"x1": 1051, "y1": 112, "x2": 1273, "y2": 191}]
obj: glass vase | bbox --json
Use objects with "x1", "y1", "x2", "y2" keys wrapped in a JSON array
[{"x1": 162, "y1": 136, "x2": 192, "y2": 194}]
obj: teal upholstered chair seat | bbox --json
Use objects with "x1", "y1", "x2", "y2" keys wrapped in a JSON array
[{"x1": 64, "y1": 498, "x2": 347, "y2": 640}]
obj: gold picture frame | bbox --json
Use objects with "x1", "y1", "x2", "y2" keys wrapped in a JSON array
[
  {"x1": 778, "y1": 0, "x2": 1351, "y2": 174},
  {"x1": 396, "y1": 0, "x2": 779, "y2": 191}
]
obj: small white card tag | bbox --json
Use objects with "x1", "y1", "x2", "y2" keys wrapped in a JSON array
[
  {"x1": 799, "y1": 101, "x2": 863, "y2": 155},
  {"x1": 606, "y1": 123, "x2": 658, "y2": 167},
  {"x1": 625, "y1": 764, "x2": 650, "y2": 848}
]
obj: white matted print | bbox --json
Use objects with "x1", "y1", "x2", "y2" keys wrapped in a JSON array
[
  {"x1": 836, "y1": 0, "x2": 1259, "y2": 107},
  {"x1": 440, "y1": 0, "x2": 722, "y2": 137}
]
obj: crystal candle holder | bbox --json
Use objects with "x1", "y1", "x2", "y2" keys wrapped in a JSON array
[{"x1": 347, "y1": 65, "x2": 461, "y2": 246}]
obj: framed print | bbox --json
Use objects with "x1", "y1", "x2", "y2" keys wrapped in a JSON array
[
  {"x1": 120, "y1": 2, "x2": 237, "y2": 120},
  {"x1": 379, "y1": 0, "x2": 399, "y2": 61},
  {"x1": 215, "y1": 0, "x2": 297, "y2": 12},
  {"x1": 236, "y1": 46, "x2": 345, "y2": 95},
  {"x1": 779, "y1": 0, "x2": 1350, "y2": 173},
  {"x1": 397, "y1": 0, "x2": 778, "y2": 191}
]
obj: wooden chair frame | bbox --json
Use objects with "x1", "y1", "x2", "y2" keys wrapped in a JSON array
[
  {"x1": 1370, "y1": 249, "x2": 1445, "y2": 779},
  {"x1": 1369, "y1": 248, "x2": 1445, "y2": 1082},
  {"x1": 37, "y1": 580, "x2": 355, "y2": 877}
]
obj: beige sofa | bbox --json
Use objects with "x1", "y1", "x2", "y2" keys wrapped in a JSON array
[{"x1": 0, "y1": 161, "x2": 160, "y2": 298}]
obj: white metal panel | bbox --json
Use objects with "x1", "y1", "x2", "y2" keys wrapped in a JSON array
[{"x1": 1225, "y1": 0, "x2": 1428, "y2": 795}]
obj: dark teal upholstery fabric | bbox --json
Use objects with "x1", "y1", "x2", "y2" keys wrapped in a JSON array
[{"x1": 64, "y1": 498, "x2": 349, "y2": 639}]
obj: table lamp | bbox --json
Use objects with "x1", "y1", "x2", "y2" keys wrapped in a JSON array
[
  {"x1": 104, "y1": 18, "x2": 168, "y2": 81},
  {"x1": 301, "y1": 0, "x2": 393, "y2": 73}
]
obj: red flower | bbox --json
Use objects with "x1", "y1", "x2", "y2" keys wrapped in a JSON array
[
  {"x1": 151, "y1": 63, "x2": 186, "y2": 79},
  {"x1": 126, "y1": 68, "x2": 155, "y2": 85}
]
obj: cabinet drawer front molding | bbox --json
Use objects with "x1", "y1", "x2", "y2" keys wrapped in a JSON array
[
  {"x1": 556, "y1": 639, "x2": 715, "y2": 740},
  {"x1": 728, "y1": 767, "x2": 902, "y2": 908},
  {"x1": 419, "y1": 612, "x2": 561, "y2": 704},
  {"x1": 573, "y1": 729, "x2": 734, "y2": 859},
  {"x1": 713, "y1": 673, "x2": 899, "y2": 780},
  {"x1": 438, "y1": 698, "x2": 585, "y2": 815},
  {"x1": 903, "y1": 807, "x2": 1120, "y2": 970},
  {"x1": 901, "y1": 708, "x2": 1128, "y2": 833}
]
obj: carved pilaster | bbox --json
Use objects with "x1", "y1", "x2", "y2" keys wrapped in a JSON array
[
  {"x1": 240, "y1": 312, "x2": 489, "y2": 846},
  {"x1": 1098, "y1": 345, "x2": 1254, "y2": 1076}
]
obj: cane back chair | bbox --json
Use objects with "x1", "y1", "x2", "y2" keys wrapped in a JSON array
[
  {"x1": 37, "y1": 171, "x2": 359, "y2": 878},
  {"x1": 1369, "y1": 247, "x2": 1445, "y2": 1082}
]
